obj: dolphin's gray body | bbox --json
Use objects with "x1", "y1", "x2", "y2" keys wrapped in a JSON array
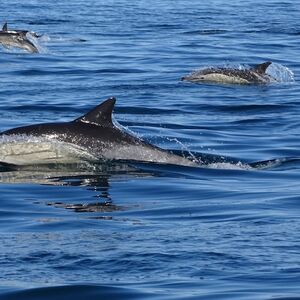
[
  {"x1": 0, "y1": 22, "x2": 39, "y2": 53},
  {"x1": 0, "y1": 97, "x2": 197, "y2": 167},
  {"x1": 182, "y1": 62, "x2": 274, "y2": 84}
]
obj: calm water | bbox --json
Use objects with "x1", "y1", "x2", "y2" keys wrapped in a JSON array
[{"x1": 1, "y1": 1, "x2": 300, "y2": 299}]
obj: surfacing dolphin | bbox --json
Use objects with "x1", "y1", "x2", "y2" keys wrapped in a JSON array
[
  {"x1": 0, "y1": 22, "x2": 39, "y2": 53},
  {"x1": 182, "y1": 62, "x2": 274, "y2": 84},
  {"x1": 0, "y1": 97, "x2": 198, "y2": 167}
]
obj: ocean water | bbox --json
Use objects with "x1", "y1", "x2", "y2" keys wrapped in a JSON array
[{"x1": 1, "y1": 0, "x2": 300, "y2": 299}]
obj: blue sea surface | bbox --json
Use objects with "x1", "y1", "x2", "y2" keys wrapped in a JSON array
[{"x1": 1, "y1": 1, "x2": 300, "y2": 299}]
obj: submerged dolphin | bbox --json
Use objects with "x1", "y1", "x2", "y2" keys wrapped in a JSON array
[
  {"x1": 182, "y1": 62, "x2": 274, "y2": 84},
  {"x1": 0, "y1": 22, "x2": 39, "y2": 53},
  {"x1": 0, "y1": 97, "x2": 197, "y2": 167}
]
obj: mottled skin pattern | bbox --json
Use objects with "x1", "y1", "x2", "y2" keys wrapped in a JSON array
[{"x1": 197, "y1": 68, "x2": 268, "y2": 83}]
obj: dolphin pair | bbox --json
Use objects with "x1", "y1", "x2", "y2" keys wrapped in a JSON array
[
  {"x1": 182, "y1": 62, "x2": 275, "y2": 84},
  {"x1": 0, "y1": 97, "x2": 198, "y2": 167},
  {"x1": 0, "y1": 22, "x2": 40, "y2": 53}
]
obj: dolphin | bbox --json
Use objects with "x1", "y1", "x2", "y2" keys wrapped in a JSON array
[
  {"x1": 0, "y1": 97, "x2": 198, "y2": 167},
  {"x1": 0, "y1": 22, "x2": 39, "y2": 53},
  {"x1": 182, "y1": 62, "x2": 275, "y2": 84}
]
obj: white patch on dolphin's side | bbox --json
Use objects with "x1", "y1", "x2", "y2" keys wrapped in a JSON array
[
  {"x1": 193, "y1": 73, "x2": 250, "y2": 84},
  {"x1": 0, "y1": 135, "x2": 97, "y2": 165}
]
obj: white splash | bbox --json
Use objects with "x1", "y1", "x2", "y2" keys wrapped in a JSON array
[
  {"x1": 206, "y1": 161, "x2": 252, "y2": 170},
  {"x1": 265, "y1": 62, "x2": 294, "y2": 83},
  {"x1": 26, "y1": 32, "x2": 48, "y2": 54}
]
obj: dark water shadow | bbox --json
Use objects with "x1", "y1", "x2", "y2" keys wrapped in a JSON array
[
  {"x1": 0, "y1": 282, "x2": 298, "y2": 300},
  {"x1": 0, "y1": 284, "x2": 156, "y2": 300}
]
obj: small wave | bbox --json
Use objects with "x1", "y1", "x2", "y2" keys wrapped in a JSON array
[
  {"x1": 183, "y1": 29, "x2": 228, "y2": 35},
  {"x1": 0, "y1": 284, "x2": 152, "y2": 300},
  {"x1": 47, "y1": 36, "x2": 87, "y2": 42},
  {"x1": 47, "y1": 201, "x2": 123, "y2": 213},
  {"x1": 216, "y1": 104, "x2": 289, "y2": 114},
  {"x1": 244, "y1": 27, "x2": 300, "y2": 36},
  {"x1": 28, "y1": 19, "x2": 71, "y2": 25},
  {"x1": 206, "y1": 157, "x2": 300, "y2": 171},
  {"x1": 249, "y1": 157, "x2": 300, "y2": 170}
]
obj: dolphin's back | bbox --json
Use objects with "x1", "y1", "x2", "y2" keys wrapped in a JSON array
[{"x1": 0, "y1": 97, "x2": 198, "y2": 167}]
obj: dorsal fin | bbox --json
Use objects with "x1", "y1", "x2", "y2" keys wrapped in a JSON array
[
  {"x1": 74, "y1": 97, "x2": 116, "y2": 126},
  {"x1": 2, "y1": 22, "x2": 8, "y2": 31},
  {"x1": 253, "y1": 61, "x2": 272, "y2": 74}
]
